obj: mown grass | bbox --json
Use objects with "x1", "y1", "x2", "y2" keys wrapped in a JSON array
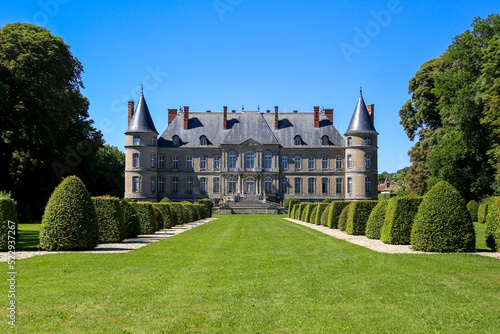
[
  {"x1": 16, "y1": 221, "x2": 40, "y2": 251},
  {"x1": 2, "y1": 215, "x2": 499, "y2": 333}
]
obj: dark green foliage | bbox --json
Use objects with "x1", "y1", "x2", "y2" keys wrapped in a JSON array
[
  {"x1": 290, "y1": 204, "x2": 299, "y2": 219},
  {"x1": 0, "y1": 192, "x2": 19, "y2": 251},
  {"x1": 411, "y1": 181, "x2": 475, "y2": 252},
  {"x1": 120, "y1": 199, "x2": 141, "y2": 238},
  {"x1": 160, "y1": 197, "x2": 172, "y2": 203},
  {"x1": 380, "y1": 197, "x2": 423, "y2": 245},
  {"x1": 130, "y1": 202, "x2": 157, "y2": 235},
  {"x1": 153, "y1": 204, "x2": 174, "y2": 228},
  {"x1": 182, "y1": 203, "x2": 194, "y2": 222},
  {"x1": 301, "y1": 203, "x2": 318, "y2": 222},
  {"x1": 478, "y1": 203, "x2": 489, "y2": 224},
  {"x1": 326, "y1": 201, "x2": 350, "y2": 229},
  {"x1": 286, "y1": 199, "x2": 300, "y2": 215},
  {"x1": 295, "y1": 203, "x2": 309, "y2": 220},
  {"x1": 485, "y1": 197, "x2": 500, "y2": 250},
  {"x1": 169, "y1": 203, "x2": 185, "y2": 224},
  {"x1": 152, "y1": 206, "x2": 164, "y2": 230},
  {"x1": 466, "y1": 200, "x2": 479, "y2": 222},
  {"x1": 39, "y1": 176, "x2": 98, "y2": 251},
  {"x1": 365, "y1": 200, "x2": 389, "y2": 239},
  {"x1": 284, "y1": 198, "x2": 291, "y2": 210},
  {"x1": 346, "y1": 201, "x2": 378, "y2": 235},
  {"x1": 122, "y1": 198, "x2": 132, "y2": 203},
  {"x1": 92, "y1": 197, "x2": 126, "y2": 243},
  {"x1": 322, "y1": 198, "x2": 332, "y2": 204},
  {"x1": 165, "y1": 203, "x2": 179, "y2": 226},
  {"x1": 197, "y1": 198, "x2": 213, "y2": 217},
  {"x1": 314, "y1": 203, "x2": 330, "y2": 225},
  {"x1": 338, "y1": 204, "x2": 351, "y2": 231},
  {"x1": 194, "y1": 204, "x2": 208, "y2": 219}
]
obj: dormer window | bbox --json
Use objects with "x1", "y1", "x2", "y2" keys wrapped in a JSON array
[
  {"x1": 294, "y1": 136, "x2": 302, "y2": 146},
  {"x1": 133, "y1": 135, "x2": 140, "y2": 145},
  {"x1": 321, "y1": 136, "x2": 329, "y2": 146},
  {"x1": 199, "y1": 135, "x2": 207, "y2": 146},
  {"x1": 172, "y1": 135, "x2": 180, "y2": 147}
]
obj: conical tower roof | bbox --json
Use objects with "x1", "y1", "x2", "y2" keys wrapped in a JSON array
[
  {"x1": 125, "y1": 91, "x2": 158, "y2": 134},
  {"x1": 345, "y1": 90, "x2": 377, "y2": 135}
]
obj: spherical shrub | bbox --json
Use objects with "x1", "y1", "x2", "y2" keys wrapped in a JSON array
[
  {"x1": 466, "y1": 200, "x2": 479, "y2": 222},
  {"x1": 322, "y1": 198, "x2": 332, "y2": 204},
  {"x1": 485, "y1": 197, "x2": 500, "y2": 251},
  {"x1": 346, "y1": 201, "x2": 378, "y2": 235},
  {"x1": 365, "y1": 200, "x2": 389, "y2": 239},
  {"x1": 92, "y1": 197, "x2": 126, "y2": 243},
  {"x1": 338, "y1": 204, "x2": 351, "y2": 231},
  {"x1": 326, "y1": 201, "x2": 350, "y2": 228},
  {"x1": 411, "y1": 181, "x2": 475, "y2": 252},
  {"x1": 39, "y1": 176, "x2": 98, "y2": 251},
  {"x1": 130, "y1": 202, "x2": 157, "y2": 234},
  {"x1": 120, "y1": 199, "x2": 141, "y2": 238},
  {"x1": 380, "y1": 197, "x2": 422, "y2": 245},
  {"x1": 160, "y1": 197, "x2": 172, "y2": 203}
]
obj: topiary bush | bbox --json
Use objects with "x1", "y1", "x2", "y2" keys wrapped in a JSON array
[
  {"x1": 314, "y1": 203, "x2": 330, "y2": 225},
  {"x1": 380, "y1": 196, "x2": 423, "y2": 245},
  {"x1": 0, "y1": 191, "x2": 19, "y2": 251},
  {"x1": 181, "y1": 203, "x2": 194, "y2": 222},
  {"x1": 153, "y1": 203, "x2": 174, "y2": 228},
  {"x1": 365, "y1": 200, "x2": 389, "y2": 239},
  {"x1": 310, "y1": 206, "x2": 319, "y2": 224},
  {"x1": 338, "y1": 204, "x2": 351, "y2": 231},
  {"x1": 286, "y1": 199, "x2": 300, "y2": 215},
  {"x1": 160, "y1": 197, "x2": 172, "y2": 203},
  {"x1": 39, "y1": 176, "x2": 98, "y2": 251},
  {"x1": 284, "y1": 198, "x2": 291, "y2": 210},
  {"x1": 120, "y1": 199, "x2": 141, "y2": 238},
  {"x1": 152, "y1": 206, "x2": 164, "y2": 230},
  {"x1": 466, "y1": 200, "x2": 479, "y2": 222},
  {"x1": 295, "y1": 203, "x2": 310, "y2": 220},
  {"x1": 122, "y1": 198, "x2": 132, "y2": 203},
  {"x1": 92, "y1": 196, "x2": 126, "y2": 243},
  {"x1": 290, "y1": 203, "x2": 299, "y2": 219},
  {"x1": 485, "y1": 197, "x2": 500, "y2": 251},
  {"x1": 322, "y1": 198, "x2": 332, "y2": 204},
  {"x1": 169, "y1": 203, "x2": 185, "y2": 224},
  {"x1": 197, "y1": 198, "x2": 213, "y2": 217},
  {"x1": 346, "y1": 201, "x2": 378, "y2": 235},
  {"x1": 478, "y1": 203, "x2": 489, "y2": 224},
  {"x1": 302, "y1": 203, "x2": 318, "y2": 222},
  {"x1": 130, "y1": 202, "x2": 157, "y2": 234},
  {"x1": 326, "y1": 201, "x2": 350, "y2": 229},
  {"x1": 411, "y1": 181, "x2": 475, "y2": 252}
]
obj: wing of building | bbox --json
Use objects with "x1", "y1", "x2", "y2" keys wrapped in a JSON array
[{"x1": 124, "y1": 90, "x2": 378, "y2": 204}]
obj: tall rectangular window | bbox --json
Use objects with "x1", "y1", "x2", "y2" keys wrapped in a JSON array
[
  {"x1": 347, "y1": 137, "x2": 352, "y2": 146},
  {"x1": 294, "y1": 178, "x2": 302, "y2": 194},
  {"x1": 186, "y1": 177, "x2": 193, "y2": 194},
  {"x1": 347, "y1": 155, "x2": 353, "y2": 169},
  {"x1": 228, "y1": 177, "x2": 237, "y2": 193},
  {"x1": 133, "y1": 153, "x2": 140, "y2": 168},
  {"x1": 308, "y1": 178, "x2": 315, "y2": 194},
  {"x1": 186, "y1": 156, "x2": 193, "y2": 169},
  {"x1": 308, "y1": 156, "x2": 315, "y2": 170},
  {"x1": 281, "y1": 177, "x2": 289, "y2": 194},
  {"x1": 264, "y1": 178, "x2": 273, "y2": 194},
  {"x1": 264, "y1": 152, "x2": 272, "y2": 170},
  {"x1": 151, "y1": 177, "x2": 156, "y2": 193},
  {"x1": 365, "y1": 177, "x2": 372, "y2": 194},
  {"x1": 200, "y1": 177, "x2": 207, "y2": 193},
  {"x1": 133, "y1": 135, "x2": 140, "y2": 145},
  {"x1": 151, "y1": 137, "x2": 156, "y2": 146},
  {"x1": 213, "y1": 177, "x2": 220, "y2": 193},
  {"x1": 228, "y1": 152, "x2": 237, "y2": 170},
  {"x1": 158, "y1": 177, "x2": 165, "y2": 193},
  {"x1": 294, "y1": 155, "x2": 301, "y2": 170},
  {"x1": 365, "y1": 136, "x2": 372, "y2": 146},
  {"x1": 213, "y1": 155, "x2": 220, "y2": 169},
  {"x1": 158, "y1": 155, "x2": 165, "y2": 169},
  {"x1": 336, "y1": 178, "x2": 343, "y2": 194},
  {"x1": 281, "y1": 155, "x2": 288, "y2": 170},
  {"x1": 322, "y1": 178, "x2": 329, "y2": 194},
  {"x1": 200, "y1": 155, "x2": 207, "y2": 169},
  {"x1": 322, "y1": 155, "x2": 329, "y2": 169},
  {"x1": 336, "y1": 155, "x2": 343, "y2": 169},
  {"x1": 172, "y1": 177, "x2": 179, "y2": 194},
  {"x1": 151, "y1": 154, "x2": 156, "y2": 168},
  {"x1": 365, "y1": 154, "x2": 371, "y2": 169},
  {"x1": 172, "y1": 155, "x2": 179, "y2": 169},
  {"x1": 132, "y1": 176, "x2": 140, "y2": 192},
  {"x1": 347, "y1": 177, "x2": 353, "y2": 193},
  {"x1": 246, "y1": 152, "x2": 255, "y2": 169}
]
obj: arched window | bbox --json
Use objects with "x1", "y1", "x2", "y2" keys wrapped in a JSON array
[
  {"x1": 246, "y1": 152, "x2": 255, "y2": 169},
  {"x1": 294, "y1": 135, "x2": 302, "y2": 146},
  {"x1": 264, "y1": 177, "x2": 273, "y2": 194},
  {"x1": 321, "y1": 136, "x2": 329, "y2": 146},
  {"x1": 228, "y1": 152, "x2": 237, "y2": 170},
  {"x1": 264, "y1": 151, "x2": 272, "y2": 170},
  {"x1": 246, "y1": 177, "x2": 255, "y2": 194},
  {"x1": 199, "y1": 135, "x2": 207, "y2": 146},
  {"x1": 228, "y1": 177, "x2": 237, "y2": 193},
  {"x1": 172, "y1": 135, "x2": 180, "y2": 146}
]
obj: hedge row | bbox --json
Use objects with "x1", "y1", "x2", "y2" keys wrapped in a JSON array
[
  {"x1": 0, "y1": 193, "x2": 19, "y2": 251},
  {"x1": 338, "y1": 204, "x2": 350, "y2": 231},
  {"x1": 380, "y1": 196, "x2": 423, "y2": 245},
  {"x1": 92, "y1": 197, "x2": 126, "y2": 243},
  {"x1": 467, "y1": 200, "x2": 479, "y2": 222},
  {"x1": 485, "y1": 197, "x2": 500, "y2": 251},
  {"x1": 365, "y1": 200, "x2": 389, "y2": 239},
  {"x1": 326, "y1": 201, "x2": 350, "y2": 229},
  {"x1": 478, "y1": 203, "x2": 489, "y2": 224},
  {"x1": 314, "y1": 203, "x2": 330, "y2": 225},
  {"x1": 346, "y1": 201, "x2": 378, "y2": 235},
  {"x1": 302, "y1": 203, "x2": 318, "y2": 223}
]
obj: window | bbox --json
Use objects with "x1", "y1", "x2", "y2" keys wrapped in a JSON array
[
  {"x1": 151, "y1": 177, "x2": 156, "y2": 193},
  {"x1": 308, "y1": 178, "x2": 315, "y2": 194},
  {"x1": 171, "y1": 177, "x2": 178, "y2": 194},
  {"x1": 336, "y1": 155, "x2": 343, "y2": 169},
  {"x1": 186, "y1": 177, "x2": 193, "y2": 194},
  {"x1": 365, "y1": 177, "x2": 372, "y2": 194},
  {"x1": 133, "y1": 135, "x2": 140, "y2": 145},
  {"x1": 281, "y1": 177, "x2": 289, "y2": 194},
  {"x1": 321, "y1": 136, "x2": 329, "y2": 146},
  {"x1": 308, "y1": 156, "x2": 315, "y2": 170},
  {"x1": 322, "y1": 155, "x2": 329, "y2": 169},
  {"x1": 213, "y1": 155, "x2": 220, "y2": 169},
  {"x1": 294, "y1": 155, "x2": 302, "y2": 170},
  {"x1": 294, "y1": 135, "x2": 302, "y2": 146},
  {"x1": 336, "y1": 178, "x2": 343, "y2": 194},
  {"x1": 132, "y1": 176, "x2": 140, "y2": 192},
  {"x1": 151, "y1": 154, "x2": 156, "y2": 168},
  {"x1": 172, "y1": 135, "x2": 180, "y2": 146},
  {"x1": 294, "y1": 178, "x2": 302, "y2": 194},
  {"x1": 151, "y1": 137, "x2": 156, "y2": 146},
  {"x1": 365, "y1": 154, "x2": 371, "y2": 169},
  {"x1": 347, "y1": 137, "x2": 352, "y2": 146},
  {"x1": 229, "y1": 152, "x2": 237, "y2": 170},
  {"x1": 186, "y1": 156, "x2": 193, "y2": 169},
  {"x1": 200, "y1": 155, "x2": 207, "y2": 169},
  {"x1": 365, "y1": 136, "x2": 372, "y2": 146},
  {"x1": 213, "y1": 177, "x2": 220, "y2": 193},
  {"x1": 322, "y1": 178, "x2": 329, "y2": 194},
  {"x1": 172, "y1": 155, "x2": 179, "y2": 169},
  {"x1": 264, "y1": 177, "x2": 273, "y2": 194},
  {"x1": 246, "y1": 177, "x2": 255, "y2": 194},
  {"x1": 347, "y1": 155, "x2": 353, "y2": 169},
  {"x1": 264, "y1": 152, "x2": 272, "y2": 170},
  {"x1": 347, "y1": 177, "x2": 353, "y2": 193},
  {"x1": 199, "y1": 136, "x2": 207, "y2": 146},
  {"x1": 246, "y1": 152, "x2": 255, "y2": 169},
  {"x1": 281, "y1": 155, "x2": 288, "y2": 170},
  {"x1": 200, "y1": 177, "x2": 207, "y2": 193},
  {"x1": 158, "y1": 155, "x2": 165, "y2": 169},
  {"x1": 133, "y1": 153, "x2": 140, "y2": 168},
  {"x1": 228, "y1": 177, "x2": 237, "y2": 193},
  {"x1": 158, "y1": 177, "x2": 165, "y2": 193}
]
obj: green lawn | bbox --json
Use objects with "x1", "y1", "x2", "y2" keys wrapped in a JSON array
[{"x1": 2, "y1": 215, "x2": 499, "y2": 333}]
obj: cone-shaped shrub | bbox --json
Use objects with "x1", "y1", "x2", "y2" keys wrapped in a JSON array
[
  {"x1": 197, "y1": 198, "x2": 213, "y2": 217},
  {"x1": 310, "y1": 206, "x2": 319, "y2": 224},
  {"x1": 478, "y1": 203, "x2": 489, "y2": 224},
  {"x1": 120, "y1": 199, "x2": 141, "y2": 238},
  {"x1": 153, "y1": 203, "x2": 174, "y2": 228},
  {"x1": 380, "y1": 196, "x2": 423, "y2": 245},
  {"x1": 295, "y1": 203, "x2": 310, "y2": 220},
  {"x1": 411, "y1": 181, "x2": 475, "y2": 252},
  {"x1": 290, "y1": 204, "x2": 299, "y2": 219},
  {"x1": 365, "y1": 200, "x2": 389, "y2": 239},
  {"x1": 338, "y1": 203, "x2": 351, "y2": 231},
  {"x1": 485, "y1": 197, "x2": 500, "y2": 251},
  {"x1": 346, "y1": 201, "x2": 378, "y2": 235},
  {"x1": 302, "y1": 203, "x2": 318, "y2": 222},
  {"x1": 320, "y1": 204, "x2": 330, "y2": 225},
  {"x1": 39, "y1": 176, "x2": 98, "y2": 251},
  {"x1": 466, "y1": 200, "x2": 479, "y2": 222},
  {"x1": 0, "y1": 192, "x2": 19, "y2": 251},
  {"x1": 130, "y1": 202, "x2": 157, "y2": 234},
  {"x1": 314, "y1": 203, "x2": 330, "y2": 225},
  {"x1": 92, "y1": 197, "x2": 126, "y2": 243},
  {"x1": 152, "y1": 206, "x2": 164, "y2": 230},
  {"x1": 326, "y1": 201, "x2": 350, "y2": 228}
]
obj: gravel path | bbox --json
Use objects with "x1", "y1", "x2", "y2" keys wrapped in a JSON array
[
  {"x1": 0, "y1": 218, "x2": 217, "y2": 263},
  {"x1": 284, "y1": 218, "x2": 500, "y2": 259}
]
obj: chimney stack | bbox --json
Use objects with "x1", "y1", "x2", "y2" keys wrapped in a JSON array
[
  {"x1": 325, "y1": 109, "x2": 333, "y2": 123},
  {"x1": 274, "y1": 106, "x2": 279, "y2": 129},
  {"x1": 183, "y1": 106, "x2": 189, "y2": 130},
  {"x1": 314, "y1": 106, "x2": 320, "y2": 128},
  {"x1": 127, "y1": 99, "x2": 134, "y2": 125},
  {"x1": 367, "y1": 104, "x2": 375, "y2": 124},
  {"x1": 223, "y1": 106, "x2": 228, "y2": 130},
  {"x1": 168, "y1": 109, "x2": 177, "y2": 126}
]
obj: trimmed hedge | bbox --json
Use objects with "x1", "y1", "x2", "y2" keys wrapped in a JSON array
[
  {"x1": 152, "y1": 206, "x2": 164, "y2": 230},
  {"x1": 478, "y1": 203, "x2": 489, "y2": 224},
  {"x1": 0, "y1": 193, "x2": 19, "y2": 251},
  {"x1": 120, "y1": 199, "x2": 141, "y2": 238},
  {"x1": 122, "y1": 198, "x2": 132, "y2": 203},
  {"x1": 197, "y1": 198, "x2": 213, "y2": 217},
  {"x1": 153, "y1": 203, "x2": 174, "y2": 228},
  {"x1": 322, "y1": 198, "x2": 332, "y2": 204},
  {"x1": 365, "y1": 200, "x2": 389, "y2": 239},
  {"x1": 130, "y1": 202, "x2": 157, "y2": 234},
  {"x1": 301, "y1": 203, "x2": 318, "y2": 222},
  {"x1": 295, "y1": 203, "x2": 310, "y2": 220},
  {"x1": 411, "y1": 181, "x2": 475, "y2": 252},
  {"x1": 310, "y1": 206, "x2": 319, "y2": 224},
  {"x1": 283, "y1": 198, "x2": 291, "y2": 210},
  {"x1": 485, "y1": 197, "x2": 500, "y2": 251},
  {"x1": 467, "y1": 200, "x2": 479, "y2": 222},
  {"x1": 92, "y1": 197, "x2": 126, "y2": 243},
  {"x1": 39, "y1": 176, "x2": 98, "y2": 251},
  {"x1": 338, "y1": 204, "x2": 351, "y2": 231},
  {"x1": 326, "y1": 201, "x2": 350, "y2": 229},
  {"x1": 169, "y1": 203, "x2": 186, "y2": 224},
  {"x1": 194, "y1": 204, "x2": 208, "y2": 219},
  {"x1": 286, "y1": 199, "x2": 300, "y2": 215},
  {"x1": 182, "y1": 203, "x2": 197, "y2": 222},
  {"x1": 320, "y1": 204, "x2": 330, "y2": 225},
  {"x1": 314, "y1": 203, "x2": 330, "y2": 225},
  {"x1": 290, "y1": 204, "x2": 299, "y2": 219},
  {"x1": 345, "y1": 201, "x2": 378, "y2": 235},
  {"x1": 380, "y1": 196, "x2": 423, "y2": 245}
]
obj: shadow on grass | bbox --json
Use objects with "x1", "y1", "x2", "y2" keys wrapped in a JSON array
[{"x1": 18, "y1": 230, "x2": 39, "y2": 251}]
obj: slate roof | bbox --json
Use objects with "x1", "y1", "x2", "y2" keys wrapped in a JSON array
[
  {"x1": 345, "y1": 92, "x2": 378, "y2": 135},
  {"x1": 223, "y1": 111, "x2": 279, "y2": 145},
  {"x1": 125, "y1": 92, "x2": 158, "y2": 134}
]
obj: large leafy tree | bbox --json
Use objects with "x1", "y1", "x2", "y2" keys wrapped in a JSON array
[{"x1": 400, "y1": 15, "x2": 500, "y2": 200}]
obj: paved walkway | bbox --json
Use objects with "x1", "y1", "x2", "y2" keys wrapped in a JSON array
[
  {"x1": 284, "y1": 218, "x2": 500, "y2": 259},
  {"x1": 0, "y1": 218, "x2": 217, "y2": 262}
]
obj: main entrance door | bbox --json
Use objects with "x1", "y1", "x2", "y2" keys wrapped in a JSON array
[{"x1": 246, "y1": 177, "x2": 255, "y2": 194}]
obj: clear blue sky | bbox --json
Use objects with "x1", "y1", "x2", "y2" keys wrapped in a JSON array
[{"x1": 2, "y1": 1, "x2": 498, "y2": 173}]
